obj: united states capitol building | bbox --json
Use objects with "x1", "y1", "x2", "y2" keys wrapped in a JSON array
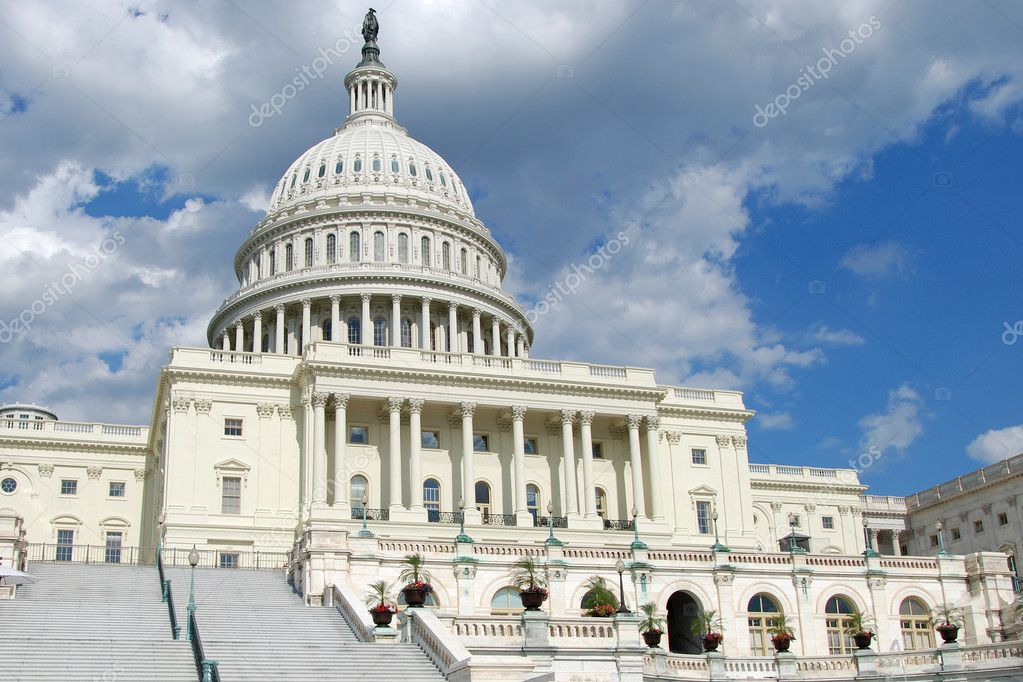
[{"x1": 0, "y1": 15, "x2": 1021, "y2": 682}]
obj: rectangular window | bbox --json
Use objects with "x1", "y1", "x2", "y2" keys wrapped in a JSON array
[
  {"x1": 224, "y1": 418, "x2": 243, "y2": 437},
  {"x1": 349, "y1": 425, "x2": 368, "y2": 444},
  {"x1": 696, "y1": 500, "x2": 712, "y2": 535},
  {"x1": 56, "y1": 529, "x2": 74, "y2": 562},
  {"x1": 951, "y1": 527, "x2": 962, "y2": 541},
  {"x1": 219, "y1": 553, "x2": 239, "y2": 569},
  {"x1": 105, "y1": 531, "x2": 122, "y2": 564},
  {"x1": 999, "y1": 512, "x2": 1009, "y2": 526},
  {"x1": 108, "y1": 482, "x2": 126, "y2": 498},
  {"x1": 822, "y1": 516, "x2": 835, "y2": 530},
  {"x1": 592, "y1": 442, "x2": 604, "y2": 459},
  {"x1": 929, "y1": 534, "x2": 939, "y2": 547},
  {"x1": 221, "y1": 476, "x2": 241, "y2": 515},
  {"x1": 60, "y1": 479, "x2": 78, "y2": 496},
  {"x1": 974, "y1": 520, "x2": 984, "y2": 534},
  {"x1": 524, "y1": 437, "x2": 539, "y2": 455},
  {"x1": 691, "y1": 448, "x2": 707, "y2": 465},
  {"x1": 792, "y1": 515, "x2": 801, "y2": 528},
  {"x1": 473, "y1": 434, "x2": 489, "y2": 452},
  {"x1": 421, "y1": 430, "x2": 440, "y2": 449}
]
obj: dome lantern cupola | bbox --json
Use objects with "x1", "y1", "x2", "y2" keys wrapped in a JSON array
[{"x1": 344, "y1": 8, "x2": 396, "y2": 121}]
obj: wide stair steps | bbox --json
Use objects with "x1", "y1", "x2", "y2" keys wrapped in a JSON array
[
  {"x1": 165, "y1": 567, "x2": 445, "y2": 681},
  {"x1": 0, "y1": 562, "x2": 197, "y2": 681}
]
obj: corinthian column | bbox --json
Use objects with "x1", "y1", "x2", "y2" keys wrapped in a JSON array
[
  {"x1": 460, "y1": 402, "x2": 480, "y2": 524},
  {"x1": 235, "y1": 321, "x2": 244, "y2": 352},
  {"x1": 511, "y1": 405, "x2": 531, "y2": 525},
  {"x1": 644, "y1": 416, "x2": 664, "y2": 522},
  {"x1": 331, "y1": 393, "x2": 350, "y2": 509},
  {"x1": 301, "y1": 299, "x2": 312, "y2": 352},
  {"x1": 311, "y1": 392, "x2": 328, "y2": 508},
  {"x1": 579, "y1": 411, "x2": 597, "y2": 519},
  {"x1": 252, "y1": 312, "x2": 262, "y2": 354},
  {"x1": 472, "y1": 309, "x2": 483, "y2": 355},
  {"x1": 408, "y1": 399, "x2": 425, "y2": 511},
  {"x1": 361, "y1": 294, "x2": 371, "y2": 346},
  {"x1": 387, "y1": 397, "x2": 404, "y2": 511},
  {"x1": 329, "y1": 295, "x2": 340, "y2": 342},
  {"x1": 626, "y1": 415, "x2": 647, "y2": 520},
  {"x1": 391, "y1": 295, "x2": 401, "y2": 347},
  {"x1": 447, "y1": 302, "x2": 458, "y2": 352},
  {"x1": 275, "y1": 304, "x2": 285, "y2": 353},
  {"x1": 491, "y1": 317, "x2": 500, "y2": 357},
  {"x1": 560, "y1": 410, "x2": 579, "y2": 517},
  {"x1": 420, "y1": 298, "x2": 431, "y2": 350}
]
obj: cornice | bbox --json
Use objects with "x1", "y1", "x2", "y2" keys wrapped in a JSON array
[
  {"x1": 160, "y1": 367, "x2": 297, "y2": 391},
  {"x1": 0, "y1": 434, "x2": 150, "y2": 457},
  {"x1": 750, "y1": 479, "x2": 867, "y2": 495},
  {"x1": 657, "y1": 404, "x2": 755, "y2": 424}
]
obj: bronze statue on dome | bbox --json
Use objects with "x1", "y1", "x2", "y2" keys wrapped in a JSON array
[{"x1": 362, "y1": 8, "x2": 379, "y2": 45}]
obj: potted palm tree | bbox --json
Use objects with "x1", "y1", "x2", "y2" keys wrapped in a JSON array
[
  {"x1": 767, "y1": 612, "x2": 797, "y2": 653},
  {"x1": 510, "y1": 555, "x2": 549, "y2": 611},
  {"x1": 398, "y1": 553, "x2": 433, "y2": 608},
  {"x1": 692, "y1": 609, "x2": 725, "y2": 652},
  {"x1": 581, "y1": 576, "x2": 619, "y2": 617},
  {"x1": 638, "y1": 602, "x2": 665, "y2": 648},
  {"x1": 365, "y1": 580, "x2": 397, "y2": 627},
  {"x1": 934, "y1": 603, "x2": 964, "y2": 644},
  {"x1": 846, "y1": 607, "x2": 876, "y2": 650}
]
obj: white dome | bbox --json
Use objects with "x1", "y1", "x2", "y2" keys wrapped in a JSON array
[{"x1": 267, "y1": 118, "x2": 475, "y2": 218}]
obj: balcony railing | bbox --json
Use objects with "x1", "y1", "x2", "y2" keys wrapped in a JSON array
[
  {"x1": 535, "y1": 516, "x2": 568, "y2": 529},
  {"x1": 350, "y1": 507, "x2": 390, "y2": 522},
  {"x1": 603, "y1": 519, "x2": 636, "y2": 532},
  {"x1": 481, "y1": 513, "x2": 517, "y2": 527},
  {"x1": 26, "y1": 543, "x2": 289, "y2": 570},
  {"x1": 429, "y1": 511, "x2": 464, "y2": 525}
]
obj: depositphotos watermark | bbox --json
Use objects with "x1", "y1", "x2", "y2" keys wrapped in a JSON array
[
  {"x1": 0, "y1": 231, "x2": 125, "y2": 344},
  {"x1": 753, "y1": 16, "x2": 882, "y2": 128},
  {"x1": 249, "y1": 25, "x2": 361, "y2": 128},
  {"x1": 525, "y1": 231, "x2": 630, "y2": 324}
]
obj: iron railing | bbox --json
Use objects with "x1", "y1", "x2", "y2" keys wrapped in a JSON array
[
  {"x1": 603, "y1": 519, "x2": 636, "y2": 531},
  {"x1": 26, "y1": 543, "x2": 289, "y2": 571},
  {"x1": 535, "y1": 516, "x2": 568, "y2": 528},
  {"x1": 1013, "y1": 575, "x2": 1022, "y2": 594},
  {"x1": 27, "y1": 543, "x2": 156, "y2": 565},
  {"x1": 165, "y1": 579, "x2": 181, "y2": 640},
  {"x1": 481, "y1": 513, "x2": 517, "y2": 527},
  {"x1": 189, "y1": 610, "x2": 219, "y2": 682},
  {"x1": 429, "y1": 511, "x2": 464, "y2": 524},
  {"x1": 350, "y1": 507, "x2": 390, "y2": 521}
]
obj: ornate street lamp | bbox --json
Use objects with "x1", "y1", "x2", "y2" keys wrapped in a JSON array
[
  {"x1": 356, "y1": 494, "x2": 375, "y2": 538},
  {"x1": 455, "y1": 498, "x2": 473, "y2": 544},
  {"x1": 788, "y1": 513, "x2": 806, "y2": 554},
  {"x1": 630, "y1": 506, "x2": 647, "y2": 550},
  {"x1": 187, "y1": 545, "x2": 199, "y2": 641},
  {"x1": 862, "y1": 518, "x2": 879, "y2": 557},
  {"x1": 710, "y1": 505, "x2": 729, "y2": 552},
  {"x1": 935, "y1": 521, "x2": 951, "y2": 558},
  {"x1": 615, "y1": 558, "x2": 631, "y2": 614},
  {"x1": 545, "y1": 501, "x2": 563, "y2": 546}
]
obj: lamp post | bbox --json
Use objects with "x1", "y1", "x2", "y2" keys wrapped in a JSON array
[
  {"x1": 455, "y1": 498, "x2": 473, "y2": 544},
  {"x1": 156, "y1": 512, "x2": 166, "y2": 559},
  {"x1": 357, "y1": 494, "x2": 374, "y2": 538},
  {"x1": 710, "y1": 505, "x2": 729, "y2": 552},
  {"x1": 615, "y1": 558, "x2": 631, "y2": 614},
  {"x1": 788, "y1": 513, "x2": 806, "y2": 554},
  {"x1": 935, "y1": 521, "x2": 951, "y2": 558},
  {"x1": 545, "y1": 501, "x2": 562, "y2": 546},
  {"x1": 862, "y1": 518, "x2": 879, "y2": 557},
  {"x1": 187, "y1": 544, "x2": 199, "y2": 641}
]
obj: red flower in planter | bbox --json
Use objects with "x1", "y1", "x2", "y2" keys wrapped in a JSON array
[
  {"x1": 588, "y1": 603, "x2": 618, "y2": 618},
  {"x1": 403, "y1": 580, "x2": 433, "y2": 593},
  {"x1": 370, "y1": 603, "x2": 397, "y2": 614}
]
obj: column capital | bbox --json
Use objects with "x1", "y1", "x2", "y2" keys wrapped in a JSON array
[
  {"x1": 715, "y1": 434, "x2": 733, "y2": 447},
  {"x1": 472, "y1": 308, "x2": 481, "y2": 319},
  {"x1": 391, "y1": 294, "x2": 402, "y2": 304},
  {"x1": 274, "y1": 303, "x2": 286, "y2": 314},
  {"x1": 511, "y1": 405, "x2": 527, "y2": 421},
  {"x1": 252, "y1": 311, "x2": 262, "y2": 322},
  {"x1": 361, "y1": 293, "x2": 371, "y2": 302},
  {"x1": 625, "y1": 414, "x2": 643, "y2": 430},
  {"x1": 331, "y1": 392, "x2": 350, "y2": 409},
  {"x1": 578, "y1": 411, "x2": 595, "y2": 426},
  {"x1": 407, "y1": 398, "x2": 425, "y2": 414},
  {"x1": 312, "y1": 392, "x2": 329, "y2": 407},
  {"x1": 732, "y1": 435, "x2": 747, "y2": 449},
  {"x1": 665, "y1": 431, "x2": 681, "y2": 444},
  {"x1": 422, "y1": 297, "x2": 432, "y2": 306},
  {"x1": 560, "y1": 409, "x2": 576, "y2": 425},
  {"x1": 387, "y1": 397, "x2": 404, "y2": 413},
  {"x1": 644, "y1": 415, "x2": 660, "y2": 431},
  {"x1": 234, "y1": 319, "x2": 244, "y2": 329},
  {"x1": 328, "y1": 294, "x2": 340, "y2": 304},
  {"x1": 459, "y1": 401, "x2": 476, "y2": 418},
  {"x1": 448, "y1": 301, "x2": 458, "y2": 311},
  {"x1": 301, "y1": 298, "x2": 312, "y2": 309}
]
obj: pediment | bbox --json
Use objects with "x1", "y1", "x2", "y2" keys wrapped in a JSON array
[
  {"x1": 688, "y1": 485, "x2": 718, "y2": 497},
  {"x1": 213, "y1": 458, "x2": 250, "y2": 472}
]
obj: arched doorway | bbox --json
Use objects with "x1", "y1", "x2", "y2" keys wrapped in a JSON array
[{"x1": 666, "y1": 590, "x2": 703, "y2": 654}]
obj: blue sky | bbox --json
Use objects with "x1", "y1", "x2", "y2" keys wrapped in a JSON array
[{"x1": 0, "y1": 1, "x2": 1021, "y2": 497}]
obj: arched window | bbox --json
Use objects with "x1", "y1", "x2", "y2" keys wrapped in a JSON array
[
  {"x1": 825, "y1": 596, "x2": 856, "y2": 654},
  {"x1": 595, "y1": 488, "x2": 608, "y2": 519},
  {"x1": 425, "y1": 166, "x2": 433, "y2": 182},
  {"x1": 400, "y1": 318, "x2": 413, "y2": 348},
  {"x1": 421, "y1": 236, "x2": 431, "y2": 265},
  {"x1": 459, "y1": 248, "x2": 468, "y2": 274},
  {"x1": 285, "y1": 243, "x2": 294, "y2": 271},
  {"x1": 467, "y1": 332, "x2": 474, "y2": 354},
  {"x1": 491, "y1": 586, "x2": 523, "y2": 615},
  {"x1": 322, "y1": 320, "x2": 332, "y2": 342},
  {"x1": 269, "y1": 247, "x2": 277, "y2": 275},
  {"x1": 350, "y1": 231, "x2": 361, "y2": 262},
  {"x1": 371, "y1": 155, "x2": 381, "y2": 172},
  {"x1": 423, "y1": 478, "x2": 441, "y2": 522},
  {"x1": 304, "y1": 237, "x2": 313, "y2": 267},
  {"x1": 373, "y1": 318, "x2": 387, "y2": 346},
  {"x1": 526, "y1": 484, "x2": 540, "y2": 523},
  {"x1": 397, "y1": 233, "x2": 409, "y2": 263},
  {"x1": 353, "y1": 156, "x2": 362, "y2": 173},
  {"x1": 373, "y1": 231, "x2": 385, "y2": 262},
  {"x1": 255, "y1": 257, "x2": 261, "y2": 280},
  {"x1": 442, "y1": 242, "x2": 451, "y2": 270},
  {"x1": 475, "y1": 255, "x2": 481, "y2": 277},
  {"x1": 391, "y1": 156, "x2": 400, "y2": 173},
  {"x1": 289, "y1": 173, "x2": 297, "y2": 189},
  {"x1": 335, "y1": 158, "x2": 343, "y2": 174},
  {"x1": 326, "y1": 234, "x2": 337, "y2": 264},
  {"x1": 899, "y1": 598, "x2": 934, "y2": 650},
  {"x1": 747, "y1": 594, "x2": 781, "y2": 656},
  {"x1": 475, "y1": 481, "x2": 492, "y2": 520},
  {"x1": 347, "y1": 317, "x2": 361, "y2": 345},
  {"x1": 409, "y1": 160, "x2": 417, "y2": 177},
  {"x1": 440, "y1": 171, "x2": 447, "y2": 187},
  {"x1": 318, "y1": 163, "x2": 326, "y2": 178},
  {"x1": 350, "y1": 475, "x2": 368, "y2": 509},
  {"x1": 302, "y1": 168, "x2": 310, "y2": 183}
]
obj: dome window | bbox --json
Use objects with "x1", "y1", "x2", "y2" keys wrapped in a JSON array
[
  {"x1": 350, "y1": 231, "x2": 361, "y2": 262},
  {"x1": 318, "y1": 163, "x2": 326, "y2": 178},
  {"x1": 397, "y1": 233, "x2": 409, "y2": 263},
  {"x1": 290, "y1": 173, "x2": 297, "y2": 189},
  {"x1": 372, "y1": 155, "x2": 381, "y2": 172},
  {"x1": 302, "y1": 168, "x2": 310, "y2": 183},
  {"x1": 408, "y1": 160, "x2": 417, "y2": 177},
  {"x1": 440, "y1": 172, "x2": 447, "y2": 188},
  {"x1": 354, "y1": 156, "x2": 362, "y2": 173},
  {"x1": 335, "y1": 158, "x2": 344, "y2": 174},
  {"x1": 425, "y1": 167, "x2": 433, "y2": 182},
  {"x1": 391, "y1": 157, "x2": 399, "y2": 173}
]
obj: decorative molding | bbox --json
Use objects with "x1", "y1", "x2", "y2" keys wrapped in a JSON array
[
  {"x1": 625, "y1": 415, "x2": 643, "y2": 430},
  {"x1": 312, "y1": 392, "x2": 330, "y2": 408},
  {"x1": 731, "y1": 435, "x2": 747, "y2": 449},
  {"x1": 578, "y1": 411, "x2": 595, "y2": 427},
  {"x1": 867, "y1": 574, "x2": 887, "y2": 590},
  {"x1": 172, "y1": 397, "x2": 191, "y2": 413},
  {"x1": 86, "y1": 466, "x2": 102, "y2": 480},
  {"x1": 194, "y1": 398, "x2": 213, "y2": 414},
  {"x1": 803, "y1": 504, "x2": 816, "y2": 513},
  {"x1": 981, "y1": 503, "x2": 993, "y2": 515},
  {"x1": 837, "y1": 506, "x2": 850, "y2": 515},
  {"x1": 715, "y1": 435, "x2": 732, "y2": 447},
  {"x1": 256, "y1": 403, "x2": 276, "y2": 419},
  {"x1": 559, "y1": 409, "x2": 576, "y2": 425},
  {"x1": 277, "y1": 404, "x2": 294, "y2": 419},
  {"x1": 133, "y1": 468, "x2": 147, "y2": 482},
  {"x1": 459, "y1": 402, "x2": 476, "y2": 419},
  {"x1": 644, "y1": 416, "x2": 660, "y2": 431},
  {"x1": 407, "y1": 398, "x2": 424, "y2": 415},
  {"x1": 332, "y1": 393, "x2": 351, "y2": 409},
  {"x1": 665, "y1": 431, "x2": 681, "y2": 445},
  {"x1": 770, "y1": 502, "x2": 784, "y2": 512},
  {"x1": 511, "y1": 405, "x2": 527, "y2": 421},
  {"x1": 38, "y1": 463, "x2": 54, "y2": 478},
  {"x1": 214, "y1": 458, "x2": 251, "y2": 488}
]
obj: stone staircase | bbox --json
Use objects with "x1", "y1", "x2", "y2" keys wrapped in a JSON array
[
  {"x1": 0, "y1": 562, "x2": 197, "y2": 681},
  {"x1": 165, "y1": 566, "x2": 445, "y2": 681}
]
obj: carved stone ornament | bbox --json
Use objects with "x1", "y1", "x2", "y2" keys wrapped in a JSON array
[
  {"x1": 713, "y1": 571, "x2": 735, "y2": 586},
  {"x1": 172, "y1": 397, "x2": 191, "y2": 413},
  {"x1": 407, "y1": 398, "x2": 424, "y2": 415},
  {"x1": 666, "y1": 432, "x2": 682, "y2": 445},
  {"x1": 625, "y1": 415, "x2": 643, "y2": 430},
  {"x1": 609, "y1": 424, "x2": 627, "y2": 440},
  {"x1": 454, "y1": 564, "x2": 477, "y2": 580},
  {"x1": 981, "y1": 503, "x2": 993, "y2": 515},
  {"x1": 544, "y1": 420, "x2": 561, "y2": 436},
  {"x1": 459, "y1": 402, "x2": 476, "y2": 418},
  {"x1": 496, "y1": 416, "x2": 513, "y2": 432},
  {"x1": 134, "y1": 468, "x2": 147, "y2": 482},
  {"x1": 577, "y1": 411, "x2": 595, "y2": 426},
  {"x1": 332, "y1": 393, "x2": 351, "y2": 409},
  {"x1": 560, "y1": 409, "x2": 577, "y2": 425},
  {"x1": 645, "y1": 416, "x2": 661, "y2": 431},
  {"x1": 277, "y1": 404, "x2": 293, "y2": 419},
  {"x1": 38, "y1": 463, "x2": 54, "y2": 478},
  {"x1": 86, "y1": 466, "x2": 102, "y2": 480},
  {"x1": 867, "y1": 574, "x2": 887, "y2": 590},
  {"x1": 731, "y1": 435, "x2": 747, "y2": 449},
  {"x1": 256, "y1": 403, "x2": 276, "y2": 419},
  {"x1": 715, "y1": 435, "x2": 732, "y2": 447},
  {"x1": 511, "y1": 405, "x2": 527, "y2": 421},
  {"x1": 312, "y1": 393, "x2": 330, "y2": 408},
  {"x1": 838, "y1": 506, "x2": 850, "y2": 515},
  {"x1": 194, "y1": 398, "x2": 213, "y2": 414},
  {"x1": 770, "y1": 502, "x2": 784, "y2": 512}
]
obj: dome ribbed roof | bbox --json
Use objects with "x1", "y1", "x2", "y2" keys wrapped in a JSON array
[{"x1": 267, "y1": 118, "x2": 474, "y2": 218}]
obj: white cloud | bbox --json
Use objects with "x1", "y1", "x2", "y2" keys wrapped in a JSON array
[
  {"x1": 840, "y1": 241, "x2": 913, "y2": 279},
  {"x1": 966, "y1": 425, "x2": 1023, "y2": 464},
  {"x1": 809, "y1": 324, "x2": 866, "y2": 346},
  {"x1": 757, "y1": 412, "x2": 795, "y2": 431},
  {"x1": 858, "y1": 383, "x2": 925, "y2": 453}
]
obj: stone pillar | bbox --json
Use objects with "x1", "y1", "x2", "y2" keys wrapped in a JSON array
[
  {"x1": 252, "y1": 312, "x2": 262, "y2": 354},
  {"x1": 892, "y1": 530, "x2": 903, "y2": 556},
  {"x1": 471, "y1": 309, "x2": 482, "y2": 354},
  {"x1": 506, "y1": 328, "x2": 515, "y2": 357},
  {"x1": 420, "y1": 298, "x2": 431, "y2": 350},
  {"x1": 235, "y1": 320, "x2": 244, "y2": 352},
  {"x1": 388, "y1": 397, "x2": 403, "y2": 511},
  {"x1": 447, "y1": 302, "x2": 458, "y2": 352},
  {"x1": 311, "y1": 392, "x2": 328, "y2": 508},
  {"x1": 301, "y1": 299, "x2": 312, "y2": 352},
  {"x1": 490, "y1": 317, "x2": 500, "y2": 357},
  {"x1": 560, "y1": 410, "x2": 579, "y2": 517},
  {"x1": 332, "y1": 393, "x2": 350, "y2": 509},
  {"x1": 644, "y1": 416, "x2": 663, "y2": 522},
  {"x1": 329, "y1": 295, "x2": 340, "y2": 342},
  {"x1": 275, "y1": 304, "x2": 285, "y2": 353},
  {"x1": 579, "y1": 411, "x2": 597, "y2": 518},
  {"x1": 361, "y1": 293, "x2": 371, "y2": 346},
  {"x1": 626, "y1": 415, "x2": 647, "y2": 519},
  {"x1": 866, "y1": 571, "x2": 889, "y2": 649},
  {"x1": 454, "y1": 562, "x2": 477, "y2": 616},
  {"x1": 460, "y1": 402, "x2": 480, "y2": 524},
  {"x1": 409, "y1": 399, "x2": 424, "y2": 511},
  {"x1": 511, "y1": 406, "x2": 531, "y2": 525},
  {"x1": 516, "y1": 335, "x2": 525, "y2": 357},
  {"x1": 391, "y1": 295, "x2": 401, "y2": 347},
  {"x1": 221, "y1": 331, "x2": 229, "y2": 350}
]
